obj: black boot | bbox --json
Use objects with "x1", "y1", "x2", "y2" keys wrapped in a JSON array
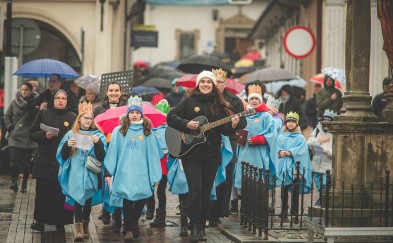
[
  {"x1": 31, "y1": 221, "x2": 44, "y2": 231},
  {"x1": 10, "y1": 176, "x2": 18, "y2": 192},
  {"x1": 101, "y1": 210, "x2": 111, "y2": 225},
  {"x1": 179, "y1": 194, "x2": 188, "y2": 236},
  {"x1": 189, "y1": 223, "x2": 198, "y2": 242},
  {"x1": 179, "y1": 217, "x2": 188, "y2": 237},
  {"x1": 229, "y1": 199, "x2": 238, "y2": 214},
  {"x1": 197, "y1": 223, "x2": 207, "y2": 242},
  {"x1": 145, "y1": 196, "x2": 155, "y2": 220},
  {"x1": 150, "y1": 209, "x2": 166, "y2": 228},
  {"x1": 131, "y1": 220, "x2": 140, "y2": 238},
  {"x1": 112, "y1": 208, "x2": 122, "y2": 233},
  {"x1": 20, "y1": 171, "x2": 29, "y2": 193}
]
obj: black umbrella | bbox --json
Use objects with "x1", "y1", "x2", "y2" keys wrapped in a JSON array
[
  {"x1": 178, "y1": 55, "x2": 233, "y2": 76},
  {"x1": 143, "y1": 78, "x2": 172, "y2": 90},
  {"x1": 233, "y1": 66, "x2": 256, "y2": 78},
  {"x1": 144, "y1": 65, "x2": 183, "y2": 81}
]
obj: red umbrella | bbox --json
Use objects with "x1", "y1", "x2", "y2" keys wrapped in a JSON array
[
  {"x1": 310, "y1": 73, "x2": 342, "y2": 89},
  {"x1": 94, "y1": 103, "x2": 166, "y2": 133},
  {"x1": 176, "y1": 74, "x2": 245, "y2": 94}
]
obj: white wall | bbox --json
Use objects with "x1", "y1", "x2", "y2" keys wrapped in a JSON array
[{"x1": 132, "y1": 2, "x2": 267, "y2": 66}]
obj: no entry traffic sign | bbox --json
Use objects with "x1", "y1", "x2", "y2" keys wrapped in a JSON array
[{"x1": 283, "y1": 26, "x2": 316, "y2": 59}]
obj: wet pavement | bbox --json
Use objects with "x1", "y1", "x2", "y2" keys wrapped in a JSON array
[{"x1": 0, "y1": 173, "x2": 233, "y2": 243}]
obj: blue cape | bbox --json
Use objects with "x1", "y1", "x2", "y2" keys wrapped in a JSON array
[
  {"x1": 104, "y1": 124, "x2": 163, "y2": 202},
  {"x1": 234, "y1": 112, "x2": 278, "y2": 189},
  {"x1": 57, "y1": 129, "x2": 107, "y2": 206},
  {"x1": 277, "y1": 131, "x2": 312, "y2": 193}
]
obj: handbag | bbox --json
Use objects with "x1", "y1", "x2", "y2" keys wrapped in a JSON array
[{"x1": 85, "y1": 152, "x2": 102, "y2": 174}]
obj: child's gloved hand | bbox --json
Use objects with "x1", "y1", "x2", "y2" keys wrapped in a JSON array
[{"x1": 248, "y1": 135, "x2": 267, "y2": 146}]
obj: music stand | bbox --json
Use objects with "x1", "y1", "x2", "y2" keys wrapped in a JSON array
[{"x1": 99, "y1": 70, "x2": 133, "y2": 97}]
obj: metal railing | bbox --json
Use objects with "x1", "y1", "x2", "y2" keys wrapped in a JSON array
[{"x1": 240, "y1": 161, "x2": 393, "y2": 240}]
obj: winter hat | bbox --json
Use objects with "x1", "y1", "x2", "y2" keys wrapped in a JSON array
[
  {"x1": 127, "y1": 95, "x2": 143, "y2": 117},
  {"x1": 196, "y1": 70, "x2": 217, "y2": 87}
]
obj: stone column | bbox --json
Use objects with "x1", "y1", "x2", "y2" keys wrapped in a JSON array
[
  {"x1": 339, "y1": 0, "x2": 378, "y2": 121},
  {"x1": 325, "y1": 0, "x2": 393, "y2": 187}
]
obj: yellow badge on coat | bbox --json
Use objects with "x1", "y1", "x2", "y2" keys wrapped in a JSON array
[
  {"x1": 194, "y1": 107, "x2": 200, "y2": 112},
  {"x1": 64, "y1": 121, "x2": 69, "y2": 127},
  {"x1": 138, "y1": 136, "x2": 144, "y2": 140},
  {"x1": 253, "y1": 118, "x2": 259, "y2": 123}
]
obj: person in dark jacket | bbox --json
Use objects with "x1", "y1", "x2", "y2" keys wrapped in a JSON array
[
  {"x1": 93, "y1": 81, "x2": 128, "y2": 232},
  {"x1": 165, "y1": 79, "x2": 185, "y2": 107},
  {"x1": 167, "y1": 70, "x2": 241, "y2": 242},
  {"x1": 34, "y1": 74, "x2": 78, "y2": 114},
  {"x1": 208, "y1": 68, "x2": 247, "y2": 226},
  {"x1": 372, "y1": 77, "x2": 392, "y2": 118},
  {"x1": 316, "y1": 75, "x2": 343, "y2": 118},
  {"x1": 305, "y1": 84, "x2": 322, "y2": 129},
  {"x1": 29, "y1": 89, "x2": 77, "y2": 232},
  {"x1": 4, "y1": 82, "x2": 39, "y2": 193},
  {"x1": 277, "y1": 85, "x2": 308, "y2": 130}
]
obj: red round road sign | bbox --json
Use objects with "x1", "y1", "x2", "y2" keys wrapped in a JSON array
[{"x1": 283, "y1": 26, "x2": 316, "y2": 59}]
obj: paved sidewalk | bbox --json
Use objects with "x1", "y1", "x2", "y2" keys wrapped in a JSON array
[{"x1": 0, "y1": 173, "x2": 232, "y2": 243}]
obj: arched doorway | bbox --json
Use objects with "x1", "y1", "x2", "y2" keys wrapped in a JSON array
[{"x1": 10, "y1": 18, "x2": 81, "y2": 73}]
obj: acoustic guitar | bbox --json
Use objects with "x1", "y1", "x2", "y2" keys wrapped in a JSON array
[{"x1": 165, "y1": 108, "x2": 256, "y2": 158}]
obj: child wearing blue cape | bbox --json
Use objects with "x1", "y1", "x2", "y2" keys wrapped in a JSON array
[
  {"x1": 104, "y1": 96, "x2": 162, "y2": 242},
  {"x1": 277, "y1": 111, "x2": 312, "y2": 217},
  {"x1": 57, "y1": 101, "x2": 107, "y2": 241},
  {"x1": 234, "y1": 86, "x2": 278, "y2": 191}
]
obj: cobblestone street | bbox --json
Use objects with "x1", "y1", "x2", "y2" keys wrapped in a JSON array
[{"x1": 0, "y1": 174, "x2": 232, "y2": 243}]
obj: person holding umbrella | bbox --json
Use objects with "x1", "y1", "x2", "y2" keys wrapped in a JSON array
[
  {"x1": 29, "y1": 90, "x2": 76, "y2": 232},
  {"x1": 167, "y1": 70, "x2": 241, "y2": 242},
  {"x1": 316, "y1": 75, "x2": 343, "y2": 118},
  {"x1": 4, "y1": 82, "x2": 39, "y2": 193}
]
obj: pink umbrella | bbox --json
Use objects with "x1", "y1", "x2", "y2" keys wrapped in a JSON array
[
  {"x1": 176, "y1": 74, "x2": 245, "y2": 94},
  {"x1": 94, "y1": 103, "x2": 166, "y2": 133}
]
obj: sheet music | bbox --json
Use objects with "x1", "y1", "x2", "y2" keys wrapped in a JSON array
[
  {"x1": 40, "y1": 123, "x2": 59, "y2": 136},
  {"x1": 72, "y1": 133, "x2": 93, "y2": 150}
]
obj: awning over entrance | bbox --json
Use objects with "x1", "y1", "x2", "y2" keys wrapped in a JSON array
[{"x1": 248, "y1": 0, "x2": 301, "y2": 40}]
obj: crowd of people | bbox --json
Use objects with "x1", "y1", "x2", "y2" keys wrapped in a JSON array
[{"x1": 0, "y1": 68, "x2": 391, "y2": 243}]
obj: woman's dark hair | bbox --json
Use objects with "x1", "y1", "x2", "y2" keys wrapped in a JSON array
[
  {"x1": 103, "y1": 81, "x2": 123, "y2": 103},
  {"x1": 187, "y1": 84, "x2": 233, "y2": 116},
  {"x1": 21, "y1": 82, "x2": 33, "y2": 91},
  {"x1": 120, "y1": 116, "x2": 152, "y2": 136}
]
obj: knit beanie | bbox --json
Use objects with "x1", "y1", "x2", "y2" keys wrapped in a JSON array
[{"x1": 196, "y1": 70, "x2": 217, "y2": 87}]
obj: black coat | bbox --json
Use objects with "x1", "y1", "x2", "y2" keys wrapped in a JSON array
[
  {"x1": 167, "y1": 93, "x2": 238, "y2": 157},
  {"x1": 93, "y1": 95, "x2": 128, "y2": 116},
  {"x1": 30, "y1": 108, "x2": 76, "y2": 180}
]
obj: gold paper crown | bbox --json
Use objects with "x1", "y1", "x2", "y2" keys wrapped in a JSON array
[
  {"x1": 247, "y1": 84, "x2": 262, "y2": 95},
  {"x1": 212, "y1": 68, "x2": 227, "y2": 81},
  {"x1": 78, "y1": 101, "x2": 93, "y2": 114},
  {"x1": 285, "y1": 111, "x2": 300, "y2": 123}
]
